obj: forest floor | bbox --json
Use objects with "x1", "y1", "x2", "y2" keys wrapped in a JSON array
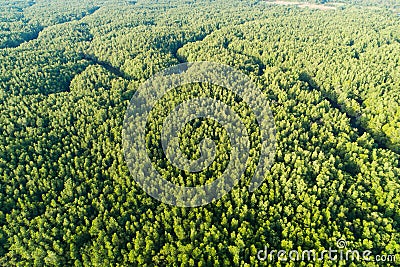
[{"x1": 265, "y1": 1, "x2": 337, "y2": 10}]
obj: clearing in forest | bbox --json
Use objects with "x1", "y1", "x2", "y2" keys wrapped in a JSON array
[{"x1": 265, "y1": 1, "x2": 337, "y2": 10}]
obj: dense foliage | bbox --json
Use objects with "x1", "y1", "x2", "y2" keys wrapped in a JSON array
[{"x1": 0, "y1": 0, "x2": 399, "y2": 266}]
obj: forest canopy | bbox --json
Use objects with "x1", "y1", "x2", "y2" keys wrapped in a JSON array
[{"x1": 0, "y1": 0, "x2": 399, "y2": 266}]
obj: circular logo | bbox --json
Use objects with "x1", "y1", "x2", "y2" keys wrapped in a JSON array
[
  {"x1": 122, "y1": 62, "x2": 276, "y2": 207},
  {"x1": 336, "y1": 239, "x2": 347, "y2": 249}
]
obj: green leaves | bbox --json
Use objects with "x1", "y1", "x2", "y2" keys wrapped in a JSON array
[{"x1": 0, "y1": 0, "x2": 399, "y2": 266}]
